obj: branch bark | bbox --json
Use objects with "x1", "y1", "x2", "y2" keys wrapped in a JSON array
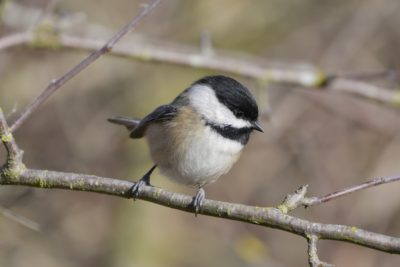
[
  {"x1": 303, "y1": 176, "x2": 400, "y2": 207},
  {"x1": 277, "y1": 175, "x2": 400, "y2": 213},
  {"x1": 307, "y1": 234, "x2": 334, "y2": 267},
  {"x1": 2, "y1": 106, "x2": 400, "y2": 254},
  {"x1": 0, "y1": 167, "x2": 399, "y2": 254},
  {"x1": 1, "y1": 108, "x2": 400, "y2": 254}
]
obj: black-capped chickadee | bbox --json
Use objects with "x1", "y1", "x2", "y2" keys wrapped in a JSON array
[{"x1": 108, "y1": 75, "x2": 263, "y2": 213}]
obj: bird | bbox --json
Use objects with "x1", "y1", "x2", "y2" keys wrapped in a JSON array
[{"x1": 108, "y1": 75, "x2": 263, "y2": 214}]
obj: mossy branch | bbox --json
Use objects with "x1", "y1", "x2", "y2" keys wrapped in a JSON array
[
  {"x1": 1, "y1": 108, "x2": 400, "y2": 256},
  {"x1": 1, "y1": 166, "x2": 400, "y2": 255}
]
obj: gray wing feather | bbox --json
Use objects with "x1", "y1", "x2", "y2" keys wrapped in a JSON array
[
  {"x1": 130, "y1": 105, "x2": 177, "y2": 138},
  {"x1": 108, "y1": 105, "x2": 177, "y2": 139},
  {"x1": 108, "y1": 116, "x2": 140, "y2": 131}
]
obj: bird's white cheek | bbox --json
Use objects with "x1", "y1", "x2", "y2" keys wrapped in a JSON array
[{"x1": 187, "y1": 84, "x2": 252, "y2": 128}]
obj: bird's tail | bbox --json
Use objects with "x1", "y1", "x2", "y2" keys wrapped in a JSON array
[{"x1": 108, "y1": 116, "x2": 140, "y2": 131}]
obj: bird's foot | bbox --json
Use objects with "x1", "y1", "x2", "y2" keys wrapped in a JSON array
[
  {"x1": 192, "y1": 188, "x2": 205, "y2": 216},
  {"x1": 130, "y1": 165, "x2": 157, "y2": 200},
  {"x1": 131, "y1": 178, "x2": 149, "y2": 200}
]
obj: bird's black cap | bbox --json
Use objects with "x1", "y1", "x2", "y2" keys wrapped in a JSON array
[{"x1": 194, "y1": 75, "x2": 259, "y2": 123}]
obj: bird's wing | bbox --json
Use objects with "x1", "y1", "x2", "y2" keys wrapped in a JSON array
[
  {"x1": 130, "y1": 105, "x2": 177, "y2": 138},
  {"x1": 108, "y1": 105, "x2": 177, "y2": 139}
]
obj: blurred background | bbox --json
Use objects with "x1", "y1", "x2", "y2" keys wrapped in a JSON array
[{"x1": 1, "y1": 0, "x2": 400, "y2": 266}]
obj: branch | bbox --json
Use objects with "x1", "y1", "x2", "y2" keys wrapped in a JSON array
[
  {"x1": 302, "y1": 175, "x2": 400, "y2": 207},
  {"x1": 1, "y1": 29, "x2": 399, "y2": 105},
  {"x1": 276, "y1": 175, "x2": 400, "y2": 213},
  {"x1": 0, "y1": 168, "x2": 399, "y2": 254},
  {"x1": 8, "y1": 0, "x2": 161, "y2": 132},
  {"x1": 0, "y1": 205, "x2": 40, "y2": 232},
  {"x1": 327, "y1": 78, "x2": 400, "y2": 104},
  {"x1": 0, "y1": 31, "x2": 31, "y2": 50},
  {"x1": 328, "y1": 69, "x2": 400, "y2": 81},
  {"x1": 1, "y1": 108, "x2": 399, "y2": 255},
  {"x1": 0, "y1": 107, "x2": 23, "y2": 164},
  {"x1": 307, "y1": 234, "x2": 334, "y2": 267}
]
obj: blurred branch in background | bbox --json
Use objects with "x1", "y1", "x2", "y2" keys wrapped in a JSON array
[
  {"x1": 0, "y1": 3, "x2": 399, "y2": 106},
  {"x1": 0, "y1": 205, "x2": 40, "y2": 232}
]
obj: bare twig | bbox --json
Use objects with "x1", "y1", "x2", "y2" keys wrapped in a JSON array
[
  {"x1": 0, "y1": 109, "x2": 38, "y2": 231},
  {"x1": 0, "y1": 108, "x2": 22, "y2": 163},
  {"x1": 0, "y1": 205, "x2": 40, "y2": 232},
  {"x1": 0, "y1": 31, "x2": 32, "y2": 50},
  {"x1": 328, "y1": 78, "x2": 399, "y2": 104},
  {"x1": 9, "y1": 0, "x2": 161, "y2": 132},
  {"x1": 278, "y1": 175, "x2": 400, "y2": 210},
  {"x1": 302, "y1": 175, "x2": 400, "y2": 207},
  {"x1": 278, "y1": 184, "x2": 308, "y2": 213},
  {"x1": 329, "y1": 69, "x2": 400, "y2": 82},
  {"x1": 307, "y1": 234, "x2": 334, "y2": 267}
]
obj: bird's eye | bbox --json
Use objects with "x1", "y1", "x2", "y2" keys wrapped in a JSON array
[{"x1": 234, "y1": 110, "x2": 244, "y2": 118}]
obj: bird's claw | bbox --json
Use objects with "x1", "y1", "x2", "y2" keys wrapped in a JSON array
[
  {"x1": 131, "y1": 178, "x2": 148, "y2": 200},
  {"x1": 192, "y1": 188, "x2": 205, "y2": 216},
  {"x1": 130, "y1": 165, "x2": 157, "y2": 200}
]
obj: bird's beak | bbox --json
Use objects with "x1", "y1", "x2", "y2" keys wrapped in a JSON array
[{"x1": 252, "y1": 121, "x2": 264, "y2": 132}]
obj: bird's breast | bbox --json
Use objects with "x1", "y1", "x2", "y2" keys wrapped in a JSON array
[{"x1": 145, "y1": 106, "x2": 244, "y2": 186}]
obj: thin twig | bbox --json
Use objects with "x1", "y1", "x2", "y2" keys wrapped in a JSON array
[
  {"x1": 0, "y1": 205, "x2": 40, "y2": 232},
  {"x1": 328, "y1": 78, "x2": 399, "y2": 104},
  {"x1": 303, "y1": 175, "x2": 400, "y2": 207},
  {"x1": 9, "y1": 0, "x2": 161, "y2": 132},
  {"x1": 278, "y1": 184, "x2": 308, "y2": 214},
  {"x1": 307, "y1": 234, "x2": 334, "y2": 267},
  {"x1": 329, "y1": 69, "x2": 400, "y2": 81},
  {"x1": 0, "y1": 108, "x2": 22, "y2": 162},
  {"x1": 0, "y1": 31, "x2": 32, "y2": 50}
]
